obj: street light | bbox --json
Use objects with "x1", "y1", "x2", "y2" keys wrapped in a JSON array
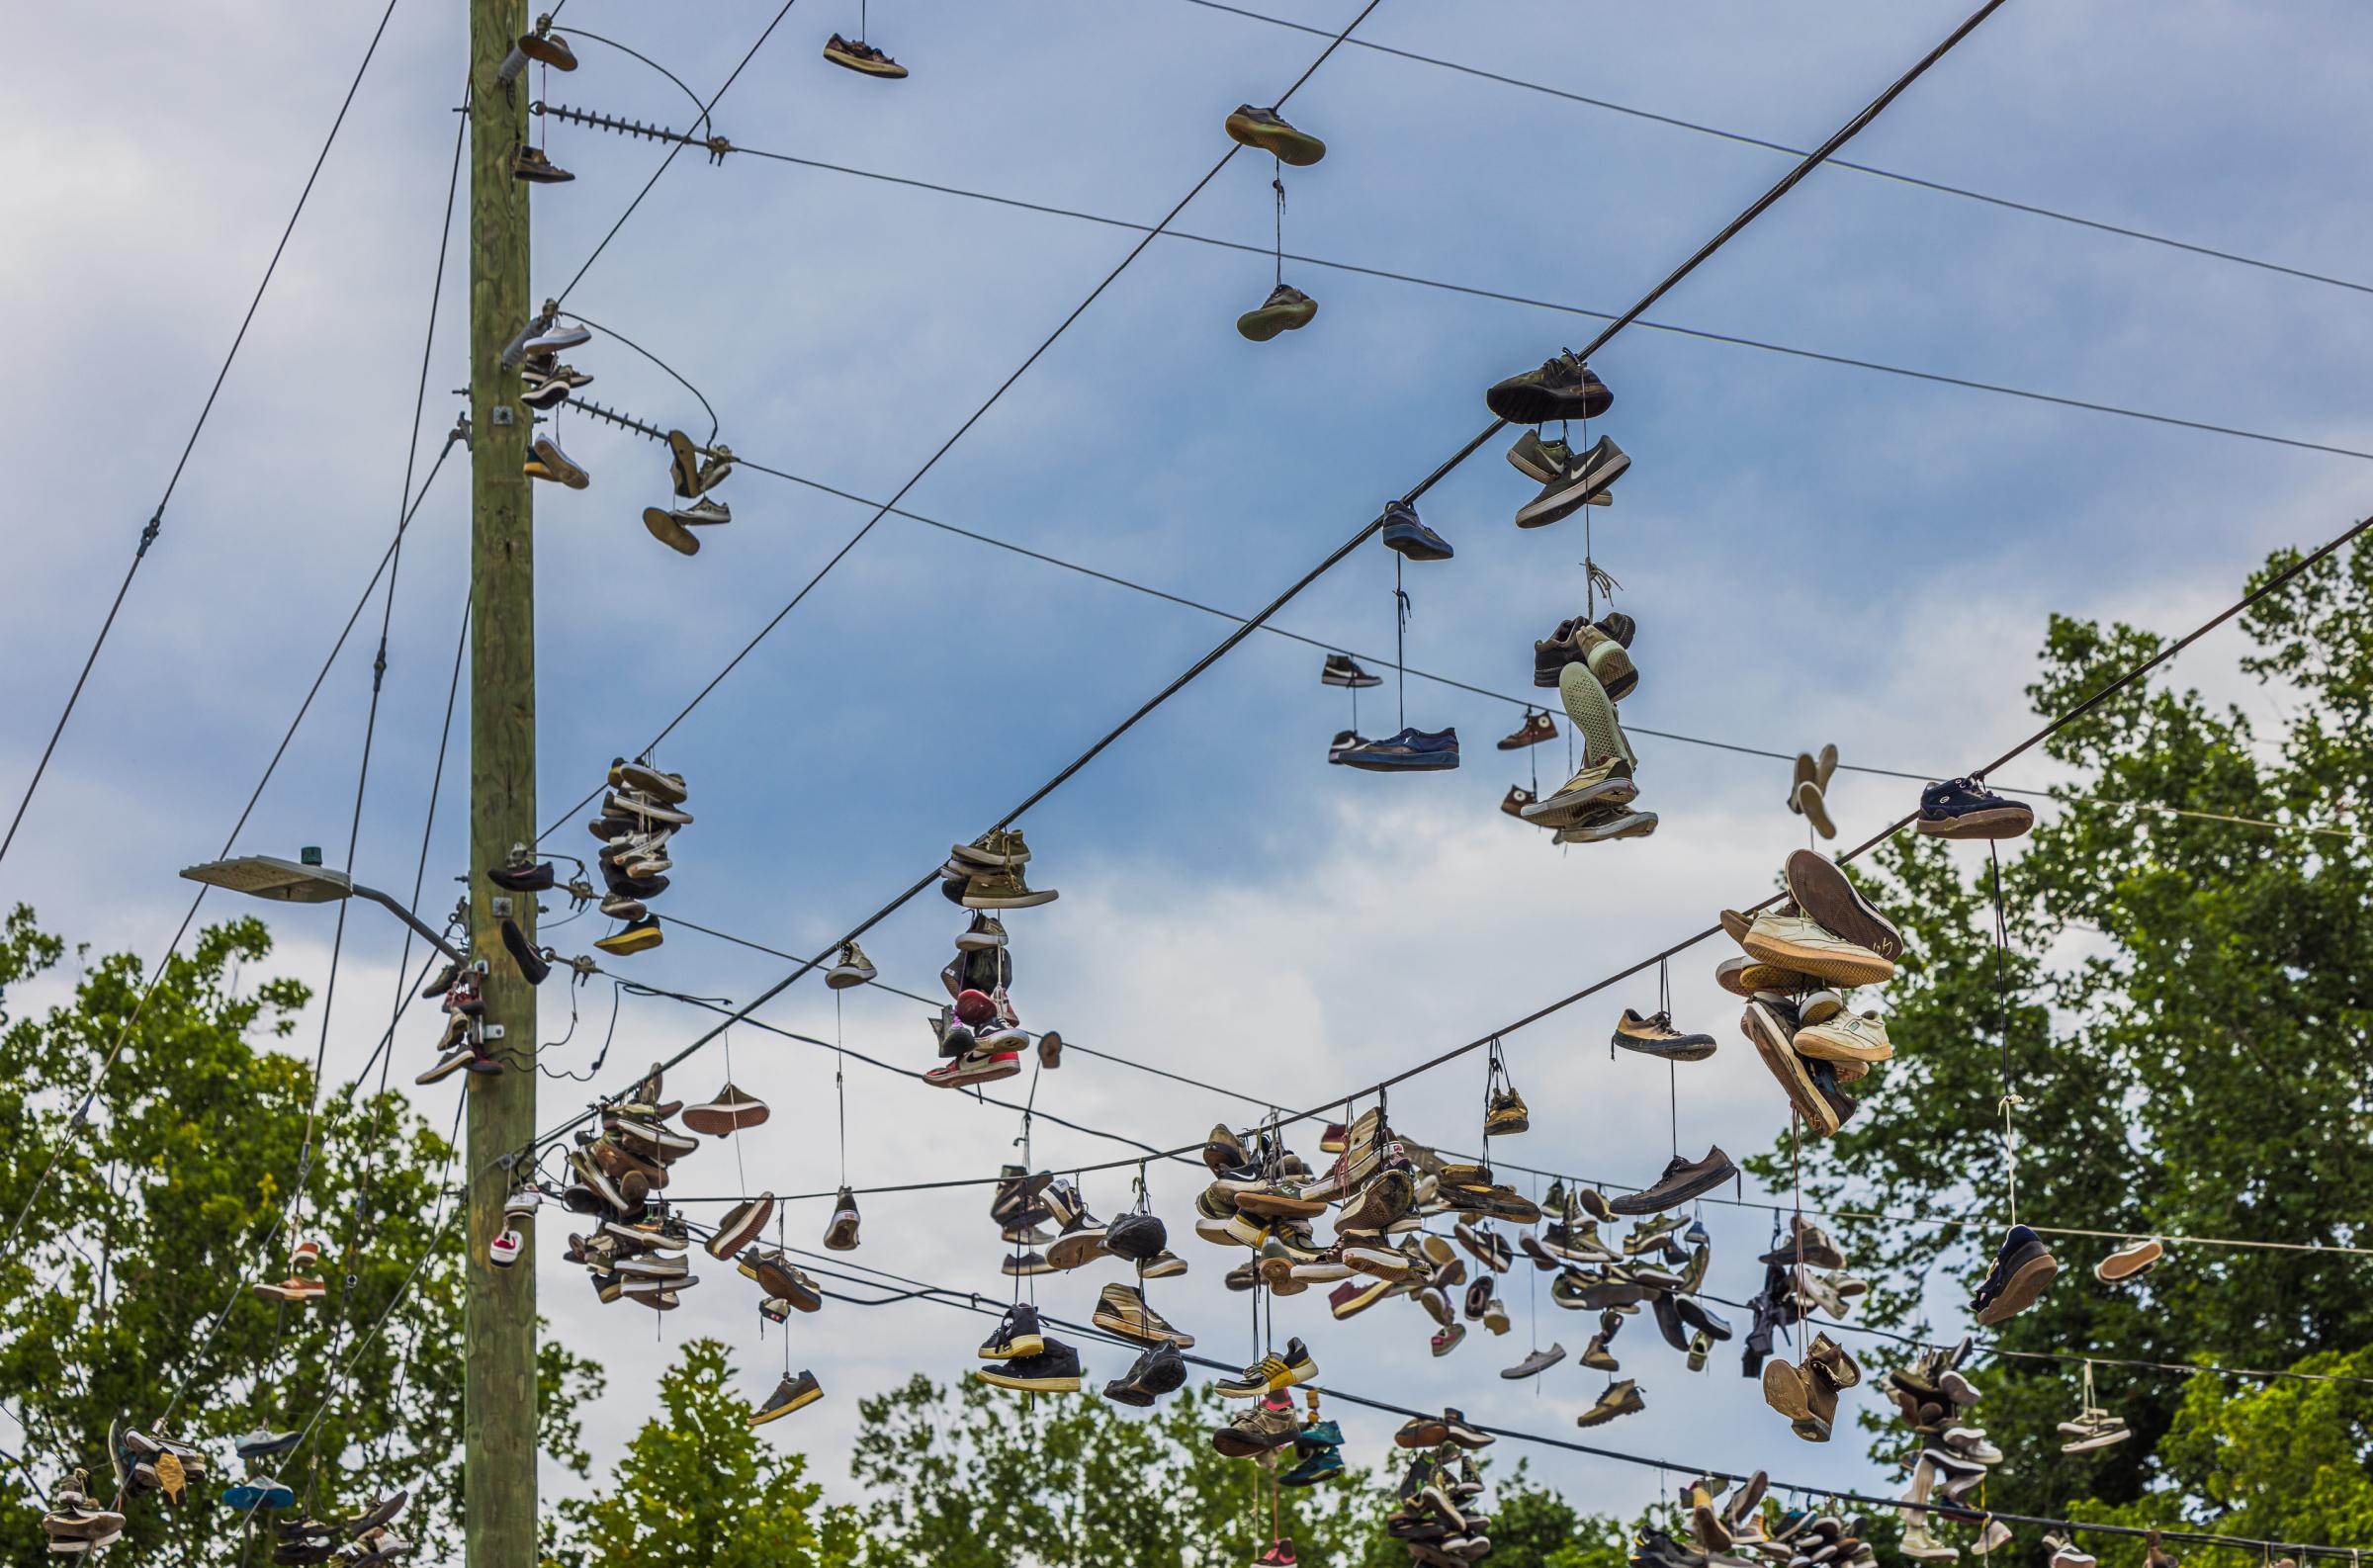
[{"x1": 180, "y1": 855, "x2": 466, "y2": 962}]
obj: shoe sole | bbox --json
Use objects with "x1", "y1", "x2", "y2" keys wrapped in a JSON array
[
  {"x1": 1237, "y1": 305, "x2": 1316, "y2": 341},
  {"x1": 705, "y1": 1200, "x2": 774, "y2": 1259},
  {"x1": 1516, "y1": 448, "x2": 1631, "y2": 527},
  {"x1": 1556, "y1": 811, "x2": 1656, "y2": 843},
  {"x1": 1520, "y1": 775, "x2": 1637, "y2": 828},
  {"x1": 2093, "y1": 1245, "x2": 2161, "y2": 1281},
  {"x1": 1974, "y1": 1251, "x2": 2059, "y2": 1324},
  {"x1": 1320, "y1": 672, "x2": 1382, "y2": 688},
  {"x1": 975, "y1": 1370, "x2": 1082, "y2": 1392},
  {"x1": 1742, "y1": 1003, "x2": 1840, "y2": 1136},
  {"x1": 1785, "y1": 850, "x2": 1904, "y2": 962},
  {"x1": 976, "y1": 1335, "x2": 1045, "y2": 1361},
  {"x1": 1610, "y1": 1030, "x2": 1716, "y2": 1062},
  {"x1": 2058, "y1": 1430, "x2": 2128, "y2": 1452},
  {"x1": 1740, "y1": 925, "x2": 1894, "y2": 987},
  {"x1": 960, "y1": 888, "x2": 1057, "y2": 910},
  {"x1": 1915, "y1": 806, "x2": 2036, "y2": 839},
  {"x1": 1224, "y1": 117, "x2": 1325, "y2": 165},
  {"x1": 1488, "y1": 386, "x2": 1612, "y2": 425},
  {"x1": 1792, "y1": 1024, "x2": 1892, "y2": 1064},
  {"x1": 747, "y1": 1384, "x2": 824, "y2": 1425},
  {"x1": 1092, "y1": 1307, "x2": 1192, "y2": 1348}
]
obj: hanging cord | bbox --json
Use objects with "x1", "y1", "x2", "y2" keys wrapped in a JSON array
[
  {"x1": 1661, "y1": 960, "x2": 1679, "y2": 1159},
  {"x1": 1272, "y1": 161, "x2": 1285, "y2": 289},
  {"x1": 1393, "y1": 556, "x2": 1411, "y2": 734},
  {"x1": 1988, "y1": 841, "x2": 2023, "y2": 1225},
  {"x1": 835, "y1": 990, "x2": 849, "y2": 1188},
  {"x1": 721, "y1": 1026, "x2": 750, "y2": 1208}
]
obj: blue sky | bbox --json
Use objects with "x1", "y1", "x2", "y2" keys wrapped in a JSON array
[{"x1": 4, "y1": 0, "x2": 2369, "y2": 1540}]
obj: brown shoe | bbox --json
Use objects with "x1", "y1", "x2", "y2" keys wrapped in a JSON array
[
  {"x1": 681, "y1": 1082, "x2": 770, "y2": 1138},
  {"x1": 1500, "y1": 785, "x2": 1537, "y2": 820},
  {"x1": 1495, "y1": 711, "x2": 1557, "y2": 750},
  {"x1": 706, "y1": 1193, "x2": 775, "y2": 1260}
]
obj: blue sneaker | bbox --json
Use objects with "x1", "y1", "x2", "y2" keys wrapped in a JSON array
[
  {"x1": 1914, "y1": 777, "x2": 2035, "y2": 840},
  {"x1": 220, "y1": 1481, "x2": 296, "y2": 1513},
  {"x1": 1973, "y1": 1223, "x2": 2058, "y2": 1325},
  {"x1": 1338, "y1": 728, "x2": 1459, "y2": 772},
  {"x1": 1378, "y1": 502, "x2": 1452, "y2": 562},
  {"x1": 1277, "y1": 1444, "x2": 1345, "y2": 1486},
  {"x1": 1295, "y1": 1418, "x2": 1345, "y2": 1449}
]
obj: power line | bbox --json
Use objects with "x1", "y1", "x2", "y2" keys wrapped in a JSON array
[
  {"x1": 560, "y1": 392, "x2": 2369, "y2": 847},
  {"x1": 609, "y1": 910, "x2": 2373, "y2": 1269},
  {"x1": 533, "y1": 0, "x2": 1384, "y2": 844},
  {"x1": 723, "y1": 1242, "x2": 2368, "y2": 1564},
  {"x1": 535, "y1": 506, "x2": 2372, "y2": 1243},
  {"x1": 0, "y1": 0, "x2": 408, "y2": 882},
  {"x1": 0, "y1": 437, "x2": 464, "y2": 1266},
  {"x1": 551, "y1": 0, "x2": 805, "y2": 305},
  {"x1": 523, "y1": 0, "x2": 2010, "y2": 1163},
  {"x1": 1179, "y1": 0, "x2": 2373, "y2": 302},
  {"x1": 537, "y1": 104, "x2": 2373, "y2": 468}
]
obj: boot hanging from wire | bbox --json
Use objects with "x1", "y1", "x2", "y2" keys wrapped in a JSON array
[{"x1": 1226, "y1": 102, "x2": 1322, "y2": 340}]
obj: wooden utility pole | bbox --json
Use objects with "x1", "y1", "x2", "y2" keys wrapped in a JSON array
[{"x1": 465, "y1": 0, "x2": 536, "y2": 1562}]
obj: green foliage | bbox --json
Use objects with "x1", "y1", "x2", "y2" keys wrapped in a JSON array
[
  {"x1": 1751, "y1": 540, "x2": 2373, "y2": 1534},
  {"x1": 0, "y1": 908, "x2": 600, "y2": 1563},
  {"x1": 548, "y1": 1339, "x2": 859, "y2": 1568},
  {"x1": 846, "y1": 1367, "x2": 1628, "y2": 1567}
]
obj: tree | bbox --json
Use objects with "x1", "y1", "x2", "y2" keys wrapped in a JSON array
[
  {"x1": 1754, "y1": 539, "x2": 2373, "y2": 1535},
  {"x1": 847, "y1": 1364, "x2": 1634, "y2": 1567},
  {"x1": 0, "y1": 907, "x2": 600, "y2": 1563},
  {"x1": 548, "y1": 1338, "x2": 860, "y2": 1568}
]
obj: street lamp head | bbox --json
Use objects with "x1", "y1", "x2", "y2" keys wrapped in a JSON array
[{"x1": 179, "y1": 855, "x2": 355, "y2": 905}]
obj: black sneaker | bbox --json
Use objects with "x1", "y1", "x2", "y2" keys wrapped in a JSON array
[
  {"x1": 1486, "y1": 352, "x2": 1613, "y2": 424},
  {"x1": 1973, "y1": 1224, "x2": 2058, "y2": 1325},
  {"x1": 1102, "y1": 1341, "x2": 1187, "y2": 1407},
  {"x1": 978, "y1": 1302, "x2": 1046, "y2": 1360},
  {"x1": 977, "y1": 1337, "x2": 1084, "y2": 1392},
  {"x1": 1608, "y1": 1147, "x2": 1736, "y2": 1214},
  {"x1": 1104, "y1": 1212, "x2": 1168, "y2": 1263},
  {"x1": 488, "y1": 860, "x2": 556, "y2": 892},
  {"x1": 1321, "y1": 653, "x2": 1382, "y2": 689},
  {"x1": 1379, "y1": 501, "x2": 1453, "y2": 563},
  {"x1": 1914, "y1": 777, "x2": 2036, "y2": 841},
  {"x1": 500, "y1": 917, "x2": 551, "y2": 985},
  {"x1": 747, "y1": 1369, "x2": 822, "y2": 1426}
]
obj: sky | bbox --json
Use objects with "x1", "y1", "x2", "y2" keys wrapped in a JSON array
[{"x1": 4, "y1": 0, "x2": 2371, "y2": 1551}]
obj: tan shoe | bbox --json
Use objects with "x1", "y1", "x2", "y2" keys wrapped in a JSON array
[{"x1": 1740, "y1": 912, "x2": 1894, "y2": 986}]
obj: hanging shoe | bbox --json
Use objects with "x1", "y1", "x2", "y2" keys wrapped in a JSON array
[
  {"x1": 690, "y1": 443, "x2": 736, "y2": 495},
  {"x1": 522, "y1": 369, "x2": 571, "y2": 409},
  {"x1": 1610, "y1": 1147, "x2": 1735, "y2": 1214},
  {"x1": 824, "y1": 940, "x2": 877, "y2": 989},
  {"x1": 1320, "y1": 653, "x2": 1381, "y2": 688},
  {"x1": 1523, "y1": 755, "x2": 1636, "y2": 827},
  {"x1": 1501, "y1": 785, "x2": 1538, "y2": 820},
  {"x1": 1500, "y1": 1343, "x2": 1565, "y2": 1379},
  {"x1": 1495, "y1": 711, "x2": 1558, "y2": 750},
  {"x1": 682, "y1": 1083, "x2": 769, "y2": 1137},
  {"x1": 1224, "y1": 104, "x2": 1325, "y2": 164},
  {"x1": 1573, "y1": 1379, "x2": 1644, "y2": 1428},
  {"x1": 1972, "y1": 1224, "x2": 2058, "y2": 1325},
  {"x1": 594, "y1": 914, "x2": 663, "y2": 956},
  {"x1": 1102, "y1": 1340, "x2": 1188, "y2": 1407},
  {"x1": 2094, "y1": 1237, "x2": 2162, "y2": 1282},
  {"x1": 1336, "y1": 727, "x2": 1460, "y2": 772},
  {"x1": 1238, "y1": 282, "x2": 1317, "y2": 341},
  {"x1": 1515, "y1": 436, "x2": 1630, "y2": 527},
  {"x1": 1378, "y1": 500, "x2": 1453, "y2": 562},
  {"x1": 959, "y1": 867, "x2": 1057, "y2": 910},
  {"x1": 977, "y1": 1338, "x2": 1085, "y2": 1393},
  {"x1": 747, "y1": 1370, "x2": 823, "y2": 1427},
  {"x1": 523, "y1": 317, "x2": 591, "y2": 355},
  {"x1": 1326, "y1": 729, "x2": 1370, "y2": 766},
  {"x1": 823, "y1": 32, "x2": 908, "y2": 76},
  {"x1": 1796, "y1": 1008, "x2": 1893, "y2": 1064},
  {"x1": 526, "y1": 433, "x2": 589, "y2": 489},
  {"x1": 641, "y1": 506, "x2": 699, "y2": 556},
  {"x1": 1484, "y1": 1088, "x2": 1530, "y2": 1136},
  {"x1": 816, "y1": 1185, "x2": 860, "y2": 1251},
  {"x1": 1486, "y1": 351, "x2": 1612, "y2": 424},
  {"x1": 1611, "y1": 1009, "x2": 1716, "y2": 1061},
  {"x1": 511, "y1": 145, "x2": 573, "y2": 184},
  {"x1": 923, "y1": 1048, "x2": 1020, "y2": 1089},
  {"x1": 1553, "y1": 802, "x2": 1658, "y2": 844},
  {"x1": 668, "y1": 496, "x2": 731, "y2": 529},
  {"x1": 1783, "y1": 849, "x2": 1906, "y2": 963},
  {"x1": 1915, "y1": 777, "x2": 2036, "y2": 840}
]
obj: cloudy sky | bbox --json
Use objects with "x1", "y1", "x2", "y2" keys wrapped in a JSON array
[{"x1": 5, "y1": 0, "x2": 2370, "y2": 1546}]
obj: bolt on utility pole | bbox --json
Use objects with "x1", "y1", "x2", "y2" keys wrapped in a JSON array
[{"x1": 466, "y1": 0, "x2": 537, "y2": 1561}]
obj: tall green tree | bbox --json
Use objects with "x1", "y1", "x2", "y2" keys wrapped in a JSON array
[
  {"x1": 847, "y1": 1363, "x2": 1632, "y2": 1566},
  {"x1": 548, "y1": 1338, "x2": 860, "y2": 1568},
  {"x1": 1757, "y1": 540, "x2": 2373, "y2": 1539},
  {"x1": 0, "y1": 908, "x2": 601, "y2": 1564}
]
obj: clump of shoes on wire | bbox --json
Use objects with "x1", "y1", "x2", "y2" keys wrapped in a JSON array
[
  {"x1": 1383, "y1": 1421, "x2": 1497, "y2": 1567},
  {"x1": 584, "y1": 755, "x2": 691, "y2": 956},
  {"x1": 1723, "y1": 849, "x2": 1905, "y2": 1138},
  {"x1": 927, "y1": 829, "x2": 1062, "y2": 1089},
  {"x1": 642, "y1": 429, "x2": 736, "y2": 556},
  {"x1": 1521, "y1": 607, "x2": 1654, "y2": 842},
  {"x1": 512, "y1": 303, "x2": 595, "y2": 485}
]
